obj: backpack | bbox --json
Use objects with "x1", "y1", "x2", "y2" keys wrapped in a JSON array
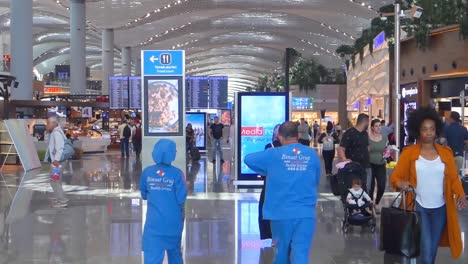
[
  {"x1": 55, "y1": 130, "x2": 75, "y2": 162},
  {"x1": 322, "y1": 132, "x2": 335, "y2": 151},
  {"x1": 133, "y1": 126, "x2": 142, "y2": 142},
  {"x1": 123, "y1": 125, "x2": 131, "y2": 138}
]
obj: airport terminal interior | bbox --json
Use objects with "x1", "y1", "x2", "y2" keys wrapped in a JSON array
[{"x1": 1, "y1": 0, "x2": 468, "y2": 263}]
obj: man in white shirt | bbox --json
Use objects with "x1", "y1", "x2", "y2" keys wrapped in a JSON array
[{"x1": 45, "y1": 117, "x2": 68, "y2": 208}]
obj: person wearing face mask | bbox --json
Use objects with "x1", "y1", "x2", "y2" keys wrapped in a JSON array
[
  {"x1": 391, "y1": 106, "x2": 467, "y2": 264},
  {"x1": 368, "y1": 119, "x2": 388, "y2": 213}
]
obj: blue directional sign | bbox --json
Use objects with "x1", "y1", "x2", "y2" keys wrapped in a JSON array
[{"x1": 142, "y1": 50, "x2": 184, "y2": 76}]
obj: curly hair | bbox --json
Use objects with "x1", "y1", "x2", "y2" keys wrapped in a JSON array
[{"x1": 406, "y1": 106, "x2": 444, "y2": 140}]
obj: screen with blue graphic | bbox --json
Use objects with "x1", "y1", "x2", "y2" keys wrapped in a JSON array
[
  {"x1": 209, "y1": 76, "x2": 228, "y2": 109},
  {"x1": 186, "y1": 77, "x2": 209, "y2": 108},
  {"x1": 237, "y1": 93, "x2": 288, "y2": 178},
  {"x1": 186, "y1": 112, "x2": 206, "y2": 149},
  {"x1": 292, "y1": 97, "x2": 312, "y2": 110}
]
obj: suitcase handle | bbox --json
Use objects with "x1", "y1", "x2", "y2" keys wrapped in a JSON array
[{"x1": 390, "y1": 185, "x2": 416, "y2": 212}]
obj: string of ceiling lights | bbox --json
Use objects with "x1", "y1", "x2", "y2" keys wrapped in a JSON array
[
  {"x1": 121, "y1": 0, "x2": 191, "y2": 29},
  {"x1": 299, "y1": 39, "x2": 340, "y2": 58},
  {"x1": 349, "y1": 0, "x2": 380, "y2": 14},
  {"x1": 137, "y1": 22, "x2": 192, "y2": 47}
]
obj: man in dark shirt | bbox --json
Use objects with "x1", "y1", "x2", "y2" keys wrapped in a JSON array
[
  {"x1": 441, "y1": 111, "x2": 468, "y2": 176},
  {"x1": 209, "y1": 117, "x2": 225, "y2": 163},
  {"x1": 338, "y1": 113, "x2": 370, "y2": 168}
]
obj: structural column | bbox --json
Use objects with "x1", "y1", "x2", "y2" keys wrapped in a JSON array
[
  {"x1": 135, "y1": 58, "x2": 142, "y2": 76},
  {"x1": 70, "y1": 0, "x2": 86, "y2": 94},
  {"x1": 10, "y1": 0, "x2": 33, "y2": 100},
  {"x1": 101, "y1": 29, "x2": 114, "y2": 95},
  {"x1": 122, "y1": 47, "x2": 131, "y2": 76}
]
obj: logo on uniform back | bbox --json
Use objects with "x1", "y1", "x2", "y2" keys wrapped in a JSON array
[
  {"x1": 157, "y1": 170, "x2": 165, "y2": 177},
  {"x1": 293, "y1": 148, "x2": 301, "y2": 155}
]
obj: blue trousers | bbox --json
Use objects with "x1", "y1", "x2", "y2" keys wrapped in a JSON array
[
  {"x1": 415, "y1": 203, "x2": 447, "y2": 264},
  {"x1": 271, "y1": 218, "x2": 315, "y2": 264},
  {"x1": 212, "y1": 138, "x2": 223, "y2": 161},
  {"x1": 120, "y1": 137, "x2": 129, "y2": 157},
  {"x1": 143, "y1": 236, "x2": 183, "y2": 264}
]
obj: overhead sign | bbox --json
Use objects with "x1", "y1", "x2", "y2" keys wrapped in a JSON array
[
  {"x1": 142, "y1": 50, "x2": 185, "y2": 137},
  {"x1": 143, "y1": 50, "x2": 184, "y2": 76}
]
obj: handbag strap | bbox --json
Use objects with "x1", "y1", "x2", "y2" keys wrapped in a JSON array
[{"x1": 390, "y1": 185, "x2": 416, "y2": 212}]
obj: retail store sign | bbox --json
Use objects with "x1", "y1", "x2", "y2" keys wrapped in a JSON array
[
  {"x1": 142, "y1": 50, "x2": 184, "y2": 76},
  {"x1": 402, "y1": 87, "x2": 418, "y2": 98}
]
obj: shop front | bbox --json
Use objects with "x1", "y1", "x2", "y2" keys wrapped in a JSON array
[{"x1": 431, "y1": 76, "x2": 468, "y2": 125}]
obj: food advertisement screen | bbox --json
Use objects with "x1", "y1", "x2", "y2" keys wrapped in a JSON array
[
  {"x1": 186, "y1": 113, "x2": 206, "y2": 149},
  {"x1": 145, "y1": 77, "x2": 183, "y2": 136},
  {"x1": 238, "y1": 93, "x2": 288, "y2": 177}
]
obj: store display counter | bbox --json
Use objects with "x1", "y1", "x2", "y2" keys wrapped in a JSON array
[{"x1": 34, "y1": 137, "x2": 111, "y2": 154}]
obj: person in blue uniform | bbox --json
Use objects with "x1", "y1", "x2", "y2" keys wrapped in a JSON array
[
  {"x1": 141, "y1": 139, "x2": 187, "y2": 264},
  {"x1": 245, "y1": 121, "x2": 321, "y2": 263}
]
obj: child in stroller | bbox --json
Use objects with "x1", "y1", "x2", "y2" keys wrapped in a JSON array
[
  {"x1": 337, "y1": 162, "x2": 376, "y2": 233},
  {"x1": 346, "y1": 178, "x2": 372, "y2": 215}
]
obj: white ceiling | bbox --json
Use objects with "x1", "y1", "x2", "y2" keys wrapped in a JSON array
[{"x1": 0, "y1": 0, "x2": 392, "y2": 95}]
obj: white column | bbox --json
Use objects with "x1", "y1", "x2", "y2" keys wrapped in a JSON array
[
  {"x1": 135, "y1": 58, "x2": 142, "y2": 76},
  {"x1": 70, "y1": 0, "x2": 86, "y2": 94},
  {"x1": 122, "y1": 46, "x2": 131, "y2": 76},
  {"x1": 10, "y1": 0, "x2": 33, "y2": 100},
  {"x1": 102, "y1": 29, "x2": 114, "y2": 95}
]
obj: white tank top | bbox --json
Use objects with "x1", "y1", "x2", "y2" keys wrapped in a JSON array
[{"x1": 415, "y1": 156, "x2": 445, "y2": 209}]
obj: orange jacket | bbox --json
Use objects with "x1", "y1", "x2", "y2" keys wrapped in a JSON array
[{"x1": 390, "y1": 143, "x2": 466, "y2": 259}]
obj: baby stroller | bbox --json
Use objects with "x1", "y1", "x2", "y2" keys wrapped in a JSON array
[{"x1": 336, "y1": 162, "x2": 376, "y2": 233}]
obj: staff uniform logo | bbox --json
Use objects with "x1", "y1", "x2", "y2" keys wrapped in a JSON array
[
  {"x1": 157, "y1": 170, "x2": 165, "y2": 177},
  {"x1": 293, "y1": 148, "x2": 301, "y2": 155}
]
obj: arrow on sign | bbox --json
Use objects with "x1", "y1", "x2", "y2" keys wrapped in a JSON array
[{"x1": 150, "y1": 55, "x2": 158, "y2": 63}]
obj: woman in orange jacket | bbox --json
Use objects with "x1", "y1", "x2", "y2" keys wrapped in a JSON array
[{"x1": 391, "y1": 106, "x2": 467, "y2": 264}]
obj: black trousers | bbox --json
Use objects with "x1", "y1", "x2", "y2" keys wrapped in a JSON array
[
  {"x1": 370, "y1": 163, "x2": 387, "y2": 205},
  {"x1": 322, "y1": 150, "x2": 335, "y2": 175},
  {"x1": 259, "y1": 177, "x2": 272, "y2": 240}
]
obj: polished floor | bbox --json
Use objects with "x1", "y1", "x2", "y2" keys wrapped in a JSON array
[{"x1": 0, "y1": 146, "x2": 468, "y2": 263}]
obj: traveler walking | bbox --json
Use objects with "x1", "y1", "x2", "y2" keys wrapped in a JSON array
[
  {"x1": 259, "y1": 124, "x2": 281, "y2": 244},
  {"x1": 391, "y1": 106, "x2": 467, "y2": 264},
  {"x1": 313, "y1": 121, "x2": 319, "y2": 142},
  {"x1": 44, "y1": 117, "x2": 70, "y2": 208},
  {"x1": 368, "y1": 119, "x2": 387, "y2": 212},
  {"x1": 118, "y1": 120, "x2": 131, "y2": 158},
  {"x1": 141, "y1": 139, "x2": 187, "y2": 264},
  {"x1": 338, "y1": 113, "x2": 370, "y2": 169},
  {"x1": 298, "y1": 118, "x2": 311, "y2": 146},
  {"x1": 133, "y1": 122, "x2": 142, "y2": 158},
  {"x1": 209, "y1": 116, "x2": 224, "y2": 163},
  {"x1": 440, "y1": 111, "x2": 468, "y2": 176},
  {"x1": 318, "y1": 121, "x2": 339, "y2": 176},
  {"x1": 245, "y1": 121, "x2": 321, "y2": 263}
]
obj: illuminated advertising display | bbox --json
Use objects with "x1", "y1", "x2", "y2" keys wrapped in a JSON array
[
  {"x1": 237, "y1": 92, "x2": 289, "y2": 181},
  {"x1": 186, "y1": 112, "x2": 206, "y2": 150}
]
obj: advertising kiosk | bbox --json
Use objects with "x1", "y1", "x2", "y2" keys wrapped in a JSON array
[{"x1": 234, "y1": 92, "x2": 290, "y2": 187}]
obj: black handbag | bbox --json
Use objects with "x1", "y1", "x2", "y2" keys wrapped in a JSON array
[{"x1": 379, "y1": 188, "x2": 421, "y2": 258}]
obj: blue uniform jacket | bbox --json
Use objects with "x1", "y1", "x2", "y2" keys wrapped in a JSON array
[
  {"x1": 141, "y1": 139, "x2": 187, "y2": 251},
  {"x1": 245, "y1": 143, "x2": 321, "y2": 220}
]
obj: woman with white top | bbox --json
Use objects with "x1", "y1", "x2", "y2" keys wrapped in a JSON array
[{"x1": 391, "y1": 106, "x2": 467, "y2": 264}]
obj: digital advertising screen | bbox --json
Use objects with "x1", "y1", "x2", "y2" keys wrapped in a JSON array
[
  {"x1": 81, "y1": 107, "x2": 93, "y2": 118},
  {"x1": 109, "y1": 76, "x2": 129, "y2": 109},
  {"x1": 221, "y1": 110, "x2": 231, "y2": 125},
  {"x1": 186, "y1": 112, "x2": 207, "y2": 150},
  {"x1": 292, "y1": 97, "x2": 312, "y2": 110},
  {"x1": 237, "y1": 92, "x2": 289, "y2": 181},
  {"x1": 144, "y1": 76, "x2": 183, "y2": 136},
  {"x1": 47, "y1": 106, "x2": 67, "y2": 118}
]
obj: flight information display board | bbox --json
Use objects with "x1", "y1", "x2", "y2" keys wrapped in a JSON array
[
  {"x1": 109, "y1": 76, "x2": 129, "y2": 109},
  {"x1": 129, "y1": 76, "x2": 142, "y2": 109},
  {"x1": 209, "y1": 76, "x2": 228, "y2": 109},
  {"x1": 187, "y1": 76, "x2": 209, "y2": 108}
]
